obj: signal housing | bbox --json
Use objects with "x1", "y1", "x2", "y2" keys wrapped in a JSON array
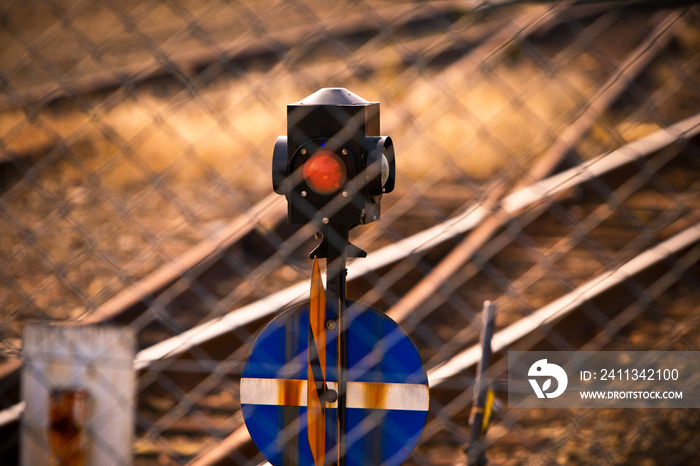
[{"x1": 272, "y1": 88, "x2": 395, "y2": 226}]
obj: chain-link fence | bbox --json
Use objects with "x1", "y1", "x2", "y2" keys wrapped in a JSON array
[{"x1": 2, "y1": 0, "x2": 700, "y2": 464}]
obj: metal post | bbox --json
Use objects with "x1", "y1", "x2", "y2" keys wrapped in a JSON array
[
  {"x1": 467, "y1": 301, "x2": 496, "y2": 466},
  {"x1": 322, "y1": 224, "x2": 349, "y2": 466}
]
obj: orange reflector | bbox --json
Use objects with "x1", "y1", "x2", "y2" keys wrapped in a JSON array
[{"x1": 303, "y1": 150, "x2": 346, "y2": 195}]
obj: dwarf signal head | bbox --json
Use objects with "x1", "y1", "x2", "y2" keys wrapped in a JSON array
[{"x1": 272, "y1": 88, "x2": 395, "y2": 226}]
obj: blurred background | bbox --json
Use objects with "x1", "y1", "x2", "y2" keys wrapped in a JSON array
[{"x1": 1, "y1": 0, "x2": 700, "y2": 464}]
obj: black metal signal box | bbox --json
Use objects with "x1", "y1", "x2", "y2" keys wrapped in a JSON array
[{"x1": 272, "y1": 88, "x2": 395, "y2": 226}]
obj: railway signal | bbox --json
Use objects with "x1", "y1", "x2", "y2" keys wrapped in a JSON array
[
  {"x1": 272, "y1": 88, "x2": 395, "y2": 226},
  {"x1": 243, "y1": 88, "x2": 426, "y2": 465}
]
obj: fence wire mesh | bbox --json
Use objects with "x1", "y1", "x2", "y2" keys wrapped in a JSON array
[{"x1": 1, "y1": 0, "x2": 700, "y2": 464}]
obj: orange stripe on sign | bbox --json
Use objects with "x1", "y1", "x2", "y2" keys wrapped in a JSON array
[
  {"x1": 308, "y1": 258, "x2": 326, "y2": 465},
  {"x1": 279, "y1": 379, "x2": 305, "y2": 407},
  {"x1": 240, "y1": 378, "x2": 429, "y2": 411},
  {"x1": 240, "y1": 378, "x2": 306, "y2": 406},
  {"x1": 346, "y1": 381, "x2": 429, "y2": 411}
]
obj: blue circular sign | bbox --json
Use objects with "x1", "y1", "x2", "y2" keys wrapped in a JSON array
[{"x1": 240, "y1": 300, "x2": 429, "y2": 466}]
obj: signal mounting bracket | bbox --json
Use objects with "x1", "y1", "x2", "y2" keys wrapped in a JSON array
[{"x1": 309, "y1": 233, "x2": 367, "y2": 259}]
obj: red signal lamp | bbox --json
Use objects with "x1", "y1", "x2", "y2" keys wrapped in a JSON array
[{"x1": 303, "y1": 150, "x2": 347, "y2": 195}]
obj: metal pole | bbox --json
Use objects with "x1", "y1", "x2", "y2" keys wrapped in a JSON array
[
  {"x1": 467, "y1": 301, "x2": 496, "y2": 466},
  {"x1": 323, "y1": 224, "x2": 349, "y2": 466}
]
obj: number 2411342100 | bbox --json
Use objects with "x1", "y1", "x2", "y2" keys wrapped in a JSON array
[{"x1": 591, "y1": 368, "x2": 680, "y2": 381}]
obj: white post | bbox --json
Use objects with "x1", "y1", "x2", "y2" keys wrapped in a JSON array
[{"x1": 21, "y1": 325, "x2": 135, "y2": 466}]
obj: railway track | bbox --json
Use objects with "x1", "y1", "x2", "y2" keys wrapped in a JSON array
[
  {"x1": 2, "y1": 112, "x2": 697, "y2": 464},
  {"x1": 1, "y1": 1, "x2": 699, "y2": 465}
]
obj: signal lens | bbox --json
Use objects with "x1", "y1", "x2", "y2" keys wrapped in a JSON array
[{"x1": 302, "y1": 150, "x2": 347, "y2": 195}]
